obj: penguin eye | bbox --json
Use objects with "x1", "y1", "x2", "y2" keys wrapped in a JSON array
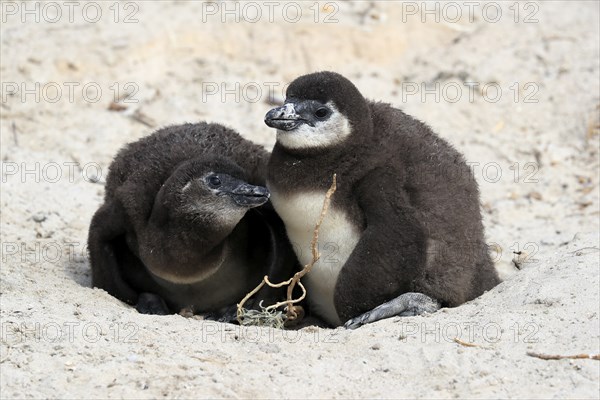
[
  {"x1": 315, "y1": 107, "x2": 329, "y2": 119},
  {"x1": 208, "y1": 176, "x2": 222, "y2": 188}
]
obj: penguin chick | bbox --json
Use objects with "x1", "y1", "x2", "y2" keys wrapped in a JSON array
[
  {"x1": 264, "y1": 71, "x2": 500, "y2": 329},
  {"x1": 88, "y1": 123, "x2": 296, "y2": 317}
]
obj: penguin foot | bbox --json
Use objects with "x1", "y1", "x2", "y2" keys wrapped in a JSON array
[
  {"x1": 179, "y1": 306, "x2": 196, "y2": 318},
  {"x1": 136, "y1": 292, "x2": 170, "y2": 315},
  {"x1": 204, "y1": 304, "x2": 240, "y2": 324},
  {"x1": 344, "y1": 292, "x2": 440, "y2": 330}
]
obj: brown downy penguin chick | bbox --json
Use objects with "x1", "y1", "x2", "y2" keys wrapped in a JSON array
[
  {"x1": 264, "y1": 71, "x2": 500, "y2": 329},
  {"x1": 88, "y1": 123, "x2": 296, "y2": 317}
]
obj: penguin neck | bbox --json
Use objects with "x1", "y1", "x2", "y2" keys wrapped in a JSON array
[
  {"x1": 141, "y1": 200, "x2": 240, "y2": 284},
  {"x1": 268, "y1": 135, "x2": 365, "y2": 193}
]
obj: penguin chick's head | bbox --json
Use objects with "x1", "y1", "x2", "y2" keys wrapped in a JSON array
[
  {"x1": 159, "y1": 158, "x2": 270, "y2": 225},
  {"x1": 264, "y1": 71, "x2": 371, "y2": 150}
]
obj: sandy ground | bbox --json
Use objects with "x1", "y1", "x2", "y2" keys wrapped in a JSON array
[{"x1": 1, "y1": 1, "x2": 599, "y2": 398}]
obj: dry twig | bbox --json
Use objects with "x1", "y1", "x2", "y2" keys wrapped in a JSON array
[
  {"x1": 527, "y1": 351, "x2": 600, "y2": 361},
  {"x1": 453, "y1": 338, "x2": 479, "y2": 348},
  {"x1": 237, "y1": 174, "x2": 337, "y2": 327},
  {"x1": 129, "y1": 109, "x2": 156, "y2": 128}
]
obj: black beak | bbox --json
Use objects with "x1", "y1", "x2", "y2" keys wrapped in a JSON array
[
  {"x1": 264, "y1": 103, "x2": 304, "y2": 131},
  {"x1": 229, "y1": 183, "x2": 270, "y2": 207}
]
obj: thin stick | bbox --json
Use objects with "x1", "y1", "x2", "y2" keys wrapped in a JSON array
[
  {"x1": 284, "y1": 174, "x2": 337, "y2": 321},
  {"x1": 453, "y1": 338, "x2": 479, "y2": 348},
  {"x1": 265, "y1": 281, "x2": 306, "y2": 311},
  {"x1": 264, "y1": 276, "x2": 294, "y2": 288},
  {"x1": 527, "y1": 352, "x2": 600, "y2": 361},
  {"x1": 236, "y1": 279, "x2": 266, "y2": 321}
]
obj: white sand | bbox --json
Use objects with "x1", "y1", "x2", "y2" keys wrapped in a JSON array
[{"x1": 1, "y1": 1, "x2": 599, "y2": 398}]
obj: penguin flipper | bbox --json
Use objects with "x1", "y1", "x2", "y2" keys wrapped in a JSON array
[
  {"x1": 88, "y1": 201, "x2": 138, "y2": 305},
  {"x1": 343, "y1": 292, "x2": 440, "y2": 329},
  {"x1": 334, "y1": 168, "x2": 429, "y2": 324}
]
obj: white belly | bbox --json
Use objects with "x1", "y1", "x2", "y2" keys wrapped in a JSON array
[{"x1": 269, "y1": 187, "x2": 361, "y2": 326}]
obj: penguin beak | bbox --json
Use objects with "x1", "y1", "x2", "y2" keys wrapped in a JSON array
[
  {"x1": 228, "y1": 183, "x2": 270, "y2": 207},
  {"x1": 264, "y1": 103, "x2": 305, "y2": 131}
]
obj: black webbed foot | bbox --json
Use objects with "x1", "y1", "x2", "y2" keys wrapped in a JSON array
[
  {"x1": 344, "y1": 292, "x2": 440, "y2": 330},
  {"x1": 136, "y1": 292, "x2": 171, "y2": 315}
]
